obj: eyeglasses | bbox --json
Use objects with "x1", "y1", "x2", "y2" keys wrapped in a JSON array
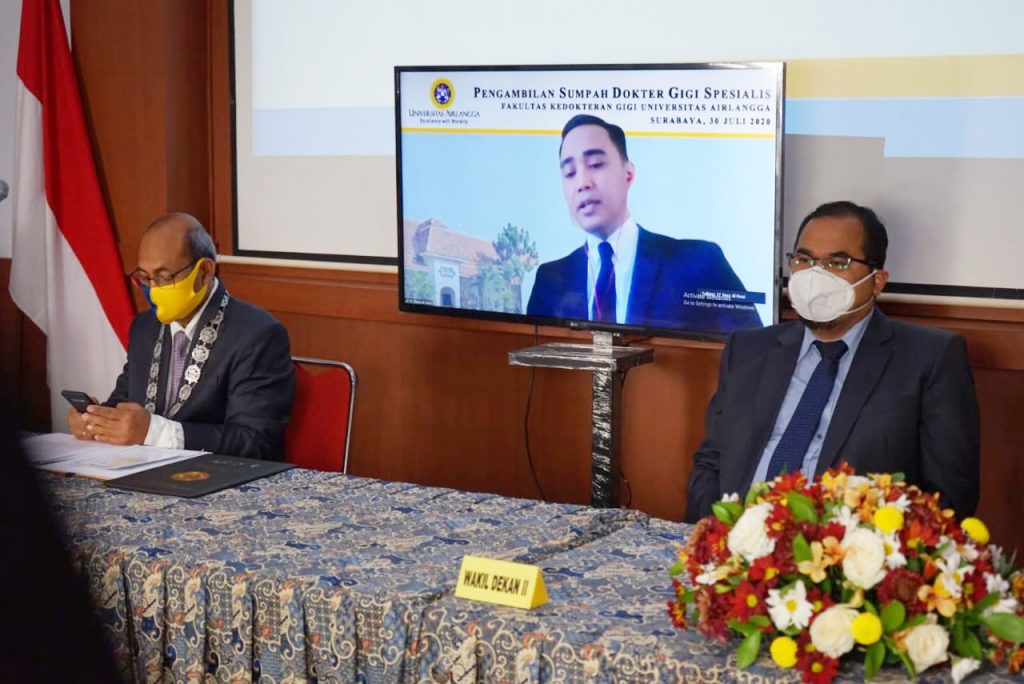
[
  {"x1": 129, "y1": 260, "x2": 198, "y2": 289},
  {"x1": 786, "y1": 252, "x2": 875, "y2": 273}
]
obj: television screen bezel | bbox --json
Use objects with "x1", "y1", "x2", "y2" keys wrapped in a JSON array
[{"x1": 395, "y1": 61, "x2": 785, "y2": 342}]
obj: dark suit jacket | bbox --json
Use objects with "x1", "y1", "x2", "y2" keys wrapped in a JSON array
[
  {"x1": 526, "y1": 227, "x2": 762, "y2": 333},
  {"x1": 107, "y1": 282, "x2": 296, "y2": 461},
  {"x1": 685, "y1": 310, "x2": 980, "y2": 521}
]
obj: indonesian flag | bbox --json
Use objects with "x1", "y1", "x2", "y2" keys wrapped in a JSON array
[{"x1": 10, "y1": 0, "x2": 134, "y2": 430}]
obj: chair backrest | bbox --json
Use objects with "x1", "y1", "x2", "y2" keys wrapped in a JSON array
[{"x1": 285, "y1": 356, "x2": 357, "y2": 473}]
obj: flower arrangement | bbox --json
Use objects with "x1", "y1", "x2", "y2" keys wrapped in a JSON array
[{"x1": 668, "y1": 464, "x2": 1024, "y2": 682}]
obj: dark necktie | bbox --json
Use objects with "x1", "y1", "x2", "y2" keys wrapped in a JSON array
[
  {"x1": 167, "y1": 330, "x2": 190, "y2": 405},
  {"x1": 592, "y1": 241, "x2": 616, "y2": 322},
  {"x1": 765, "y1": 340, "x2": 848, "y2": 480}
]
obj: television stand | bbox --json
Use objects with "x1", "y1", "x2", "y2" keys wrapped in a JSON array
[{"x1": 508, "y1": 331, "x2": 654, "y2": 507}]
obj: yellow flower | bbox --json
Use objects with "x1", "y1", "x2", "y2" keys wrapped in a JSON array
[
  {"x1": 770, "y1": 636, "x2": 798, "y2": 668},
  {"x1": 820, "y1": 471, "x2": 845, "y2": 493},
  {"x1": 851, "y1": 612, "x2": 883, "y2": 645},
  {"x1": 873, "y1": 506, "x2": 904, "y2": 535},
  {"x1": 961, "y1": 517, "x2": 990, "y2": 545},
  {"x1": 918, "y1": 577, "x2": 958, "y2": 618},
  {"x1": 795, "y1": 536, "x2": 842, "y2": 585}
]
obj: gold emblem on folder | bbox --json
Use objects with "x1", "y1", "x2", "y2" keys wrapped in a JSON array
[{"x1": 171, "y1": 470, "x2": 210, "y2": 482}]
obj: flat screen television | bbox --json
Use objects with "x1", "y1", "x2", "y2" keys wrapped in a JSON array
[{"x1": 396, "y1": 63, "x2": 784, "y2": 340}]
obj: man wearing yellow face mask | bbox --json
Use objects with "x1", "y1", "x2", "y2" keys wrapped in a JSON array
[{"x1": 67, "y1": 213, "x2": 295, "y2": 460}]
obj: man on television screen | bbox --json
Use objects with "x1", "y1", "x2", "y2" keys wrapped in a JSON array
[{"x1": 526, "y1": 114, "x2": 762, "y2": 333}]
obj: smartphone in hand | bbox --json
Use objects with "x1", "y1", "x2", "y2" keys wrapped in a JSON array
[{"x1": 61, "y1": 390, "x2": 98, "y2": 413}]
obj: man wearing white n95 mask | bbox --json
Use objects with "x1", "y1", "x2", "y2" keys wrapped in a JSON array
[{"x1": 686, "y1": 201, "x2": 979, "y2": 522}]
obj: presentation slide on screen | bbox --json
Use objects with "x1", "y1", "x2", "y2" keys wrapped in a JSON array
[
  {"x1": 231, "y1": 0, "x2": 1024, "y2": 300},
  {"x1": 397, "y1": 66, "x2": 781, "y2": 333}
]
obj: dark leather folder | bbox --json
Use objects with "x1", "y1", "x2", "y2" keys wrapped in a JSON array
[{"x1": 104, "y1": 454, "x2": 294, "y2": 498}]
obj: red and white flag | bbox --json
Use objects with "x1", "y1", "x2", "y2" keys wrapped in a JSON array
[{"x1": 11, "y1": 0, "x2": 134, "y2": 430}]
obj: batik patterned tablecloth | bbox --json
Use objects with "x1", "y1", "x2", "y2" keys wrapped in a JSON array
[
  {"x1": 45, "y1": 470, "x2": 641, "y2": 684},
  {"x1": 46, "y1": 472, "x2": 1018, "y2": 684},
  {"x1": 410, "y1": 520, "x2": 1020, "y2": 684}
]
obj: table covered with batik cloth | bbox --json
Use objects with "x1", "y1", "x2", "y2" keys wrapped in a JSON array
[{"x1": 44, "y1": 470, "x2": 1018, "y2": 683}]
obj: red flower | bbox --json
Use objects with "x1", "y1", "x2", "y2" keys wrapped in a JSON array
[
  {"x1": 903, "y1": 516, "x2": 941, "y2": 552},
  {"x1": 876, "y1": 568, "x2": 927, "y2": 616},
  {"x1": 795, "y1": 634, "x2": 840, "y2": 684},
  {"x1": 667, "y1": 599, "x2": 687, "y2": 629},
  {"x1": 962, "y1": 569, "x2": 989, "y2": 605},
  {"x1": 748, "y1": 556, "x2": 783, "y2": 587},
  {"x1": 729, "y1": 581, "x2": 766, "y2": 622},
  {"x1": 695, "y1": 585, "x2": 731, "y2": 641},
  {"x1": 769, "y1": 471, "x2": 809, "y2": 498},
  {"x1": 818, "y1": 521, "x2": 847, "y2": 542},
  {"x1": 685, "y1": 517, "x2": 731, "y2": 568},
  {"x1": 805, "y1": 586, "x2": 835, "y2": 615}
]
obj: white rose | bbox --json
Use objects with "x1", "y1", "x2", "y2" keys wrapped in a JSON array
[
  {"x1": 809, "y1": 605, "x2": 858, "y2": 659},
  {"x1": 727, "y1": 502, "x2": 776, "y2": 562},
  {"x1": 842, "y1": 527, "x2": 888, "y2": 589},
  {"x1": 904, "y1": 623, "x2": 949, "y2": 674}
]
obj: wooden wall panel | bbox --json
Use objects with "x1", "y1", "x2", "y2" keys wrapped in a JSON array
[
  {"x1": 220, "y1": 262, "x2": 1024, "y2": 553},
  {"x1": 1, "y1": 260, "x2": 51, "y2": 431},
  {"x1": 974, "y1": 368, "x2": 1024, "y2": 558},
  {"x1": 70, "y1": 0, "x2": 212, "y2": 273}
]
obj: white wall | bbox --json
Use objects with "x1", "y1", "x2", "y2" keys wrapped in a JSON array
[{"x1": 0, "y1": 0, "x2": 70, "y2": 259}]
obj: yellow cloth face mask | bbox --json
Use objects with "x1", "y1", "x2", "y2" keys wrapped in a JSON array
[{"x1": 148, "y1": 260, "x2": 210, "y2": 324}]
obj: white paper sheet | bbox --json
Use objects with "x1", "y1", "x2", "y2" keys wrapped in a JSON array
[{"x1": 21, "y1": 433, "x2": 207, "y2": 480}]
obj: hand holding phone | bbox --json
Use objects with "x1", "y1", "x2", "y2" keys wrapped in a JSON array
[{"x1": 61, "y1": 390, "x2": 98, "y2": 413}]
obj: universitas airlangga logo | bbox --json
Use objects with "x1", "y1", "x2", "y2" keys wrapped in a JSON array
[{"x1": 430, "y1": 78, "x2": 455, "y2": 109}]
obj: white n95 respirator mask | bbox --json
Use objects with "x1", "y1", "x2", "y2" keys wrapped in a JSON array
[{"x1": 788, "y1": 266, "x2": 876, "y2": 322}]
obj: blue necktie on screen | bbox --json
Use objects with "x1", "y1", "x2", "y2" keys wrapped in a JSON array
[
  {"x1": 592, "y1": 241, "x2": 616, "y2": 322},
  {"x1": 765, "y1": 340, "x2": 848, "y2": 480}
]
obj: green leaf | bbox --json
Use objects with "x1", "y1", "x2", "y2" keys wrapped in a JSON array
[
  {"x1": 905, "y1": 613, "x2": 927, "y2": 629},
  {"x1": 896, "y1": 648, "x2": 918, "y2": 679},
  {"x1": 745, "y1": 484, "x2": 767, "y2": 506},
  {"x1": 962, "y1": 630, "x2": 984, "y2": 661},
  {"x1": 863, "y1": 600, "x2": 878, "y2": 616},
  {"x1": 681, "y1": 589, "x2": 695, "y2": 604},
  {"x1": 713, "y1": 500, "x2": 744, "y2": 526},
  {"x1": 864, "y1": 641, "x2": 886, "y2": 679},
  {"x1": 982, "y1": 612, "x2": 1024, "y2": 644},
  {"x1": 748, "y1": 615, "x2": 771, "y2": 629},
  {"x1": 668, "y1": 560, "x2": 683, "y2": 576},
  {"x1": 787, "y1": 492, "x2": 819, "y2": 524},
  {"x1": 890, "y1": 472, "x2": 905, "y2": 483},
  {"x1": 736, "y1": 630, "x2": 762, "y2": 669},
  {"x1": 971, "y1": 591, "x2": 1001, "y2": 618},
  {"x1": 880, "y1": 601, "x2": 906, "y2": 633},
  {"x1": 715, "y1": 583, "x2": 732, "y2": 594},
  {"x1": 792, "y1": 533, "x2": 813, "y2": 563},
  {"x1": 951, "y1": 619, "x2": 968, "y2": 658},
  {"x1": 728, "y1": 619, "x2": 758, "y2": 638}
]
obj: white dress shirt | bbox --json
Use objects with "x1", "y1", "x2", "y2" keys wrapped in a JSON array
[{"x1": 584, "y1": 218, "x2": 639, "y2": 325}]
